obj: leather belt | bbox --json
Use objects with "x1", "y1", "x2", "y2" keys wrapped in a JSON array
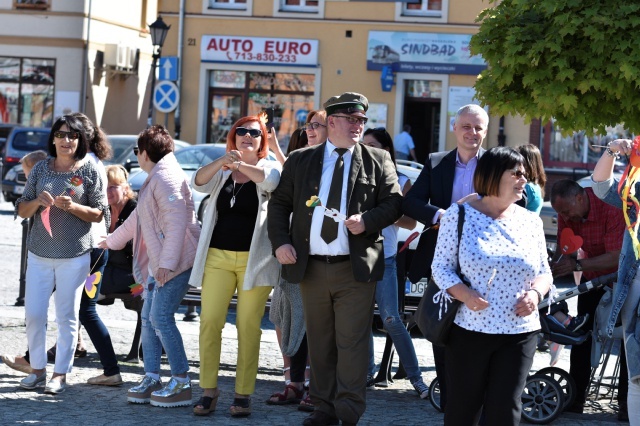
[{"x1": 309, "y1": 254, "x2": 350, "y2": 264}]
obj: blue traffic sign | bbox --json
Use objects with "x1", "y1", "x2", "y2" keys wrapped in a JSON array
[
  {"x1": 158, "y1": 56, "x2": 178, "y2": 81},
  {"x1": 153, "y1": 81, "x2": 180, "y2": 113}
]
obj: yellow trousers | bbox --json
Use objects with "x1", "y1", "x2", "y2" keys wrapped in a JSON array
[{"x1": 199, "y1": 248, "x2": 272, "y2": 394}]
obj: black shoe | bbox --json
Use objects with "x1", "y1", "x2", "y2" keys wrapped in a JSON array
[
  {"x1": 566, "y1": 314, "x2": 590, "y2": 332},
  {"x1": 618, "y1": 402, "x2": 629, "y2": 422},
  {"x1": 365, "y1": 374, "x2": 376, "y2": 389},
  {"x1": 302, "y1": 410, "x2": 339, "y2": 426},
  {"x1": 565, "y1": 401, "x2": 584, "y2": 414}
]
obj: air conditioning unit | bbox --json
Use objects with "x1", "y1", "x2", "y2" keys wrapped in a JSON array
[
  {"x1": 125, "y1": 47, "x2": 138, "y2": 70},
  {"x1": 104, "y1": 44, "x2": 129, "y2": 68}
]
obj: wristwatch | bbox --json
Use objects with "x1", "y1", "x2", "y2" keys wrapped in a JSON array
[{"x1": 574, "y1": 259, "x2": 583, "y2": 271}]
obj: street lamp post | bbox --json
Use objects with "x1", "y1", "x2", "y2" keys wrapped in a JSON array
[{"x1": 147, "y1": 16, "x2": 171, "y2": 127}]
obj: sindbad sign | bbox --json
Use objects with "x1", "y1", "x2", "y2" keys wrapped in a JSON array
[{"x1": 201, "y1": 35, "x2": 319, "y2": 67}]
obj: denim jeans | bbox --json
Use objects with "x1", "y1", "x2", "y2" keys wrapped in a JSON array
[
  {"x1": 141, "y1": 269, "x2": 192, "y2": 376},
  {"x1": 368, "y1": 255, "x2": 421, "y2": 382},
  {"x1": 79, "y1": 248, "x2": 120, "y2": 376}
]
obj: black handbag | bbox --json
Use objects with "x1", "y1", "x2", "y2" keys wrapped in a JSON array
[{"x1": 414, "y1": 205, "x2": 467, "y2": 347}]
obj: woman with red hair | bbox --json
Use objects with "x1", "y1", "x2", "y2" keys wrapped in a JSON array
[{"x1": 189, "y1": 115, "x2": 282, "y2": 417}]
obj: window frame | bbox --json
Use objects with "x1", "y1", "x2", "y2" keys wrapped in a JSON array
[
  {"x1": 274, "y1": 0, "x2": 325, "y2": 19},
  {"x1": 14, "y1": 0, "x2": 50, "y2": 10},
  {"x1": 203, "y1": 0, "x2": 253, "y2": 17},
  {"x1": 395, "y1": 0, "x2": 447, "y2": 24}
]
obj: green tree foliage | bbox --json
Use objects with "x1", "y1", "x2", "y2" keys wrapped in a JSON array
[{"x1": 470, "y1": 0, "x2": 640, "y2": 134}]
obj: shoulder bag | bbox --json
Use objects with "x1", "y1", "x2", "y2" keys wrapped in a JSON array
[{"x1": 414, "y1": 204, "x2": 467, "y2": 346}]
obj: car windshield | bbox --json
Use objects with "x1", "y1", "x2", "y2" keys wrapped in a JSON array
[
  {"x1": 175, "y1": 146, "x2": 226, "y2": 170},
  {"x1": 11, "y1": 130, "x2": 49, "y2": 150},
  {"x1": 108, "y1": 137, "x2": 136, "y2": 165}
]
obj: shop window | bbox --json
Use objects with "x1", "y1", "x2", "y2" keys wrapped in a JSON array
[
  {"x1": 396, "y1": 0, "x2": 446, "y2": 23},
  {"x1": 14, "y1": 0, "x2": 50, "y2": 10},
  {"x1": 0, "y1": 57, "x2": 54, "y2": 127},
  {"x1": 207, "y1": 70, "x2": 315, "y2": 149},
  {"x1": 205, "y1": 0, "x2": 252, "y2": 16},
  {"x1": 275, "y1": 0, "x2": 324, "y2": 18},
  {"x1": 542, "y1": 119, "x2": 631, "y2": 170}
]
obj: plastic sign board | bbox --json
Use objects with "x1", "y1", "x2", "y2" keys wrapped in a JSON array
[
  {"x1": 201, "y1": 35, "x2": 319, "y2": 67},
  {"x1": 153, "y1": 81, "x2": 180, "y2": 113},
  {"x1": 159, "y1": 57, "x2": 179, "y2": 81}
]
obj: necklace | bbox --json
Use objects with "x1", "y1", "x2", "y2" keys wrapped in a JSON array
[{"x1": 230, "y1": 179, "x2": 246, "y2": 208}]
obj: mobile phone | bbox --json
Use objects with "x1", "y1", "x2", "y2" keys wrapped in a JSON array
[{"x1": 266, "y1": 107, "x2": 275, "y2": 130}]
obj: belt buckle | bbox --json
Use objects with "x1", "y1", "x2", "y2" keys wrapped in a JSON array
[{"x1": 323, "y1": 255, "x2": 331, "y2": 264}]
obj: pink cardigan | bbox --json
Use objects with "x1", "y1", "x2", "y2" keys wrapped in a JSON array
[{"x1": 106, "y1": 152, "x2": 201, "y2": 285}]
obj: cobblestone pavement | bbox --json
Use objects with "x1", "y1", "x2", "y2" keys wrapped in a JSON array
[{"x1": 0, "y1": 199, "x2": 624, "y2": 425}]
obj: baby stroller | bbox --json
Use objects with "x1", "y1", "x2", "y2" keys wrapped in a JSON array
[{"x1": 520, "y1": 272, "x2": 617, "y2": 424}]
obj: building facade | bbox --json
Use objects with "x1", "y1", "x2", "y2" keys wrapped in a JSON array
[
  {"x1": 0, "y1": 0, "x2": 158, "y2": 135},
  {"x1": 156, "y1": 0, "x2": 534, "y2": 162}
]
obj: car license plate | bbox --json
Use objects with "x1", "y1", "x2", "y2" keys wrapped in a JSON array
[
  {"x1": 405, "y1": 279, "x2": 428, "y2": 298},
  {"x1": 14, "y1": 185, "x2": 24, "y2": 195}
]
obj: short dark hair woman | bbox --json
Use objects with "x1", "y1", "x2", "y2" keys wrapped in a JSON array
[
  {"x1": 432, "y1": 146, "x2": 553, "y2": 425},
  {"x1": 100, "y1": 125, "x2": 201, "y2": 408},
  {"x1": 16, "y1": 114, "x2": 107, "y2": 394}
]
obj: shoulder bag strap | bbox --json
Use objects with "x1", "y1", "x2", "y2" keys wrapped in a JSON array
[{"x1": 456, "y1": 204, "x2": 466, "y2": 281}]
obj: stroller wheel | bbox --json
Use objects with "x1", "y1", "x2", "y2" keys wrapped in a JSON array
[
  {"x1": 428, "y1": 377, "x2": 443, "y2": 413},
  {"x1": 521, "y1": 374, "x2": 565, "y2": 424},
  {"x1": 535, "y1": 366, "x2": 576, "y2": 410}
]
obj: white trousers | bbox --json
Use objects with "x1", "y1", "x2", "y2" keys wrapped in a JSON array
[
  {"x1": 25, "y1": 251, "x2": 90, "y2": 373},
  {"x1": 622, "y1": 271, "x2": 640, "y2": 426}
]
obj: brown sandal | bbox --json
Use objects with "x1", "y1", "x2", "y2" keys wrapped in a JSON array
[
  {"x1": 193, "y1": 390, "x2": 220, "y2": 416},
  {"x1": 266, "y1": 384, "x2": 304, "y2": 405},
  {"x1": 298, "y1": 392, "x2": 314, "y2": 412}
]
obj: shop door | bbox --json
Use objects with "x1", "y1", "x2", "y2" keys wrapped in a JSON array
[
  {"x1": 207, "y1": 90, "x2": 244, "y2": 145},
  {"x1": 402, "y1": 99, "x2": 440, "y2": 164}
]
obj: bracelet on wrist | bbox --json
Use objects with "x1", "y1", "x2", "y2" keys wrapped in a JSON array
[
  {"x1": 530, "y1": 288, "x2": 543, "y2": 304},
  {"x1": 605, "y1": 142, "x2": 620, "y2": 158},
  {"x1": 235, "y1": 161, "x2": 241, "y2": 171}
]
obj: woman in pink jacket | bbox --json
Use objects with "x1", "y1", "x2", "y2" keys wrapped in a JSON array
[{"x1": 100, "y1": 126, "x2": 200, "y2": 408}]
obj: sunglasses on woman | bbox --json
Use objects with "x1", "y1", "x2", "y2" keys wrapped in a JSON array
[
  {"x1": 511, "y1": 169, "x2": 528, "y2": 180},
  {"x1": 236, "y1": 127, "x2": 262, "y2": 138},
  {"x1": 54, "y1": 131, "x2": 80, "y2": 140}
]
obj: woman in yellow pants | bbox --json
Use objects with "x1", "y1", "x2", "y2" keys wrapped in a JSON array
[{"x1": 189, "y1": 115, "x2": 281, "y2": 417}]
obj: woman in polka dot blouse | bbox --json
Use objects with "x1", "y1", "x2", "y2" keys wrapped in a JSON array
[{"x1": 431, "y1": 147, "x2": 553, "y2": 426}]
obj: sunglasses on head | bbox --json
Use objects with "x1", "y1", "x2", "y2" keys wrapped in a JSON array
[
  {"x1": 54, "y1": 131, "x2": 80, "y2": 140},
  {"x1": 236, "y1": 127, "x2": 262, "y2": 138},
  {"x1": 133, "y1": 146, "x2": 139, "y2": 156}
]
